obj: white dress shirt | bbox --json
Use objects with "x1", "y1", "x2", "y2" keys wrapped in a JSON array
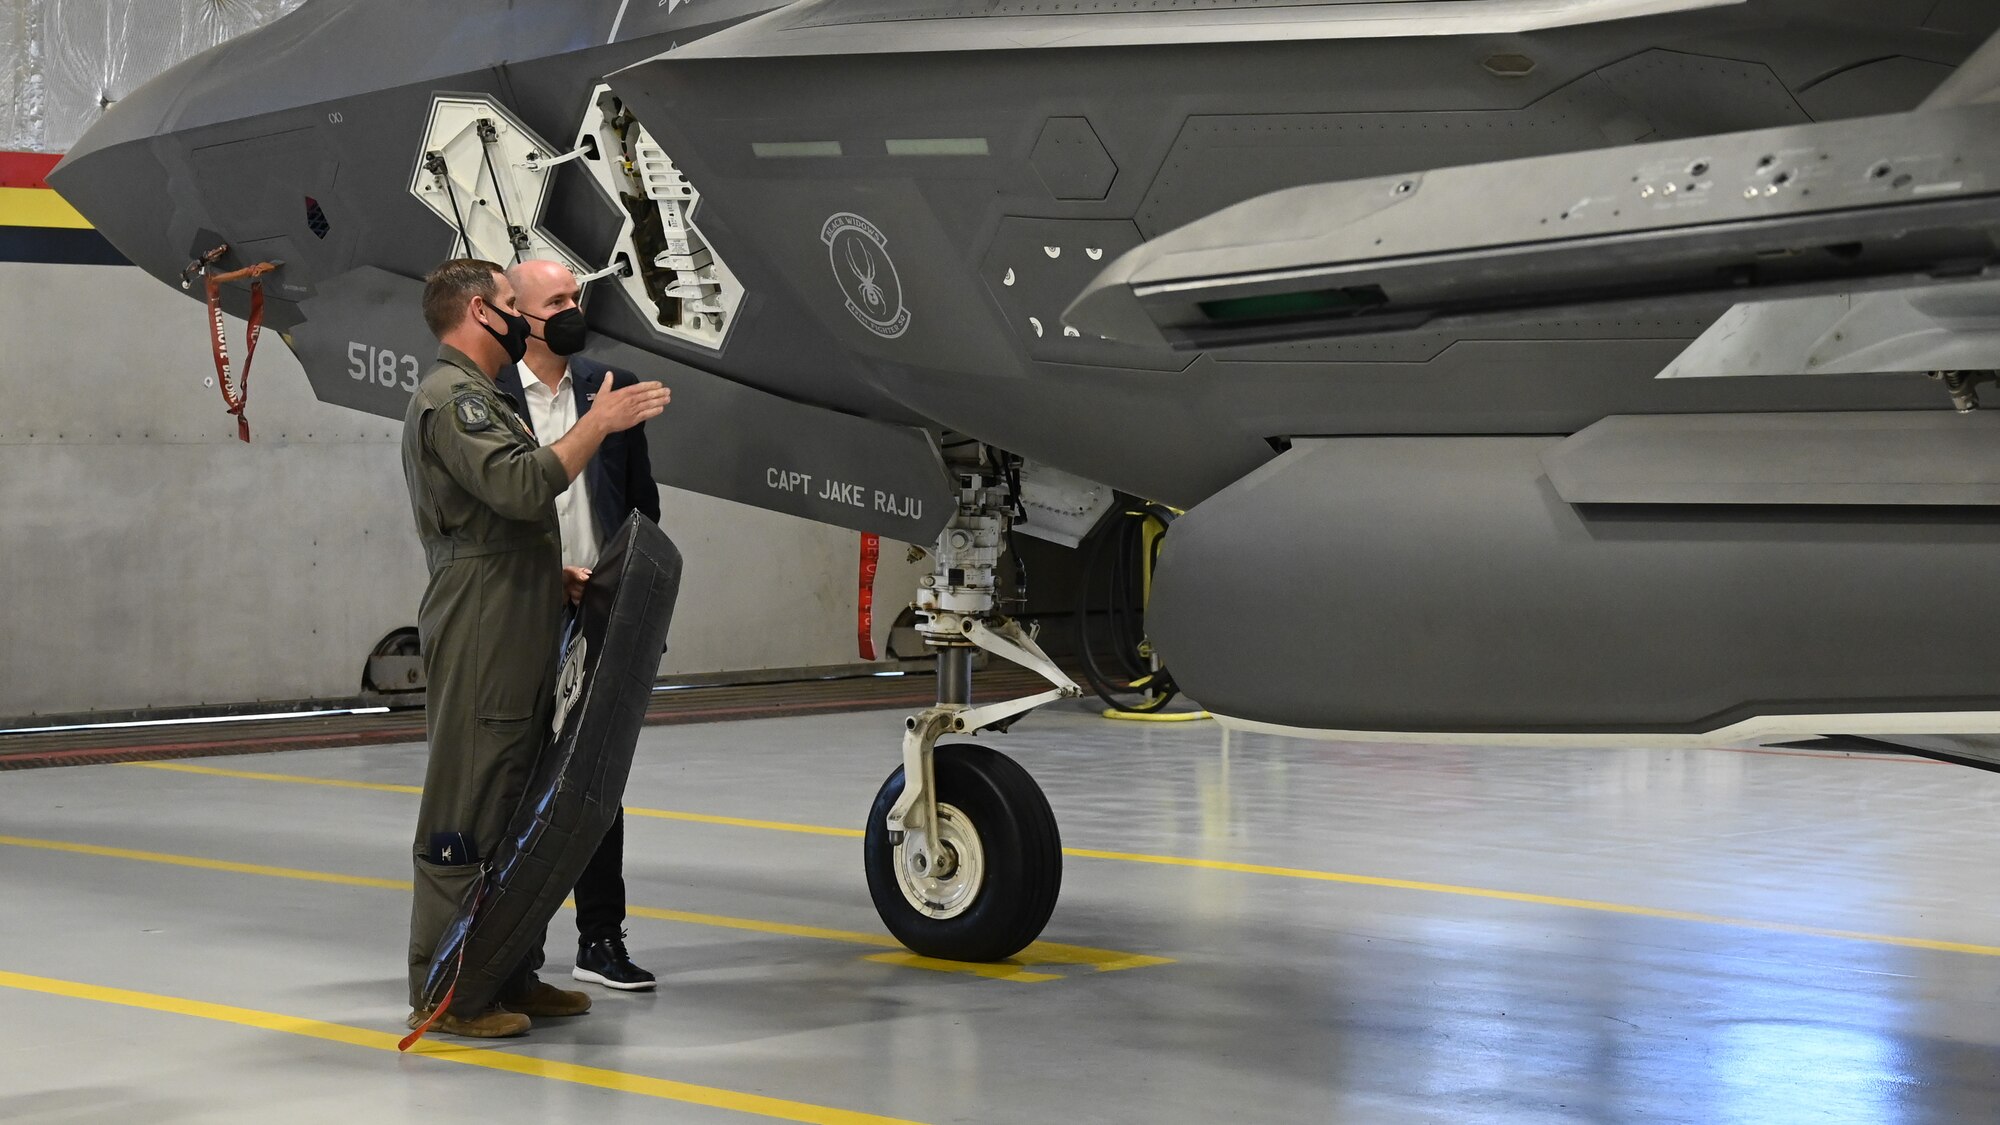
[{"x1": 517, "y1": 362, "x2": 601, "y2": 570}]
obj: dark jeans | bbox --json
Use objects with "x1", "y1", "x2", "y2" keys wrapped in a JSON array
[{"x1": 572, "y1": 808, "x2": 628, "y2": 944}]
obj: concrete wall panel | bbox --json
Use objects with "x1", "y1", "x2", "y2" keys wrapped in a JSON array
[{"x1": 0, "y1": 262, "x2": 925, "y2": 719}]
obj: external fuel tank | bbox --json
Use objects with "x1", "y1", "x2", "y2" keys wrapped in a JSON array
[{"x1": 1151, "y1": 417, "x2": 2000, "y2": 737}]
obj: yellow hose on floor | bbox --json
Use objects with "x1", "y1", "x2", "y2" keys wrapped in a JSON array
[{"x1": 1103, "y1": 709, "x2": 1211, "y2": 723}]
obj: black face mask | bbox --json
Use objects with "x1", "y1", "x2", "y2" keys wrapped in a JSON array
[
  {"x1": 477, "y1": 300, "x2": 532, "y2": 364},
  {"x1": 528, "y1": 307, "x2": 589, "y2": 357}
]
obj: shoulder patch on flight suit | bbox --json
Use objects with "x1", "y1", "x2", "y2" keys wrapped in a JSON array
[{"x1": 454, "y1": 393, "x2": 493, "y2": 431}]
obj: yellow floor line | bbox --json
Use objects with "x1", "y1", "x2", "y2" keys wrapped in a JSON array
[
  {"x1": 0, "y1": 834, "x2": 408, "y2": 891},
  {"x1": 134, "y1": 762, "x2": 854, "y2": 837},
  {"x1": 861, "y1": 953, "x2": 1063, "y2": 983},
  {"x1": 625, "y1": 805, "x2": 863, "y2": 839},
  {"x1": 134, "y1": 760, "x2": 422, "y2": 795},
  {"x1": 0, "y1": 969, "x2": 929, "y2": 1125},
  {"x1": 0, "y1": 834, "x2": 1164, "y2": 979},
  {"x1": 1061, "y1": 845, "x2": 2000, "y2": 958},
  {"x1": 624, "y1": 904, "x2": 1162, "y2": 977},
  {"x1": 119, "y1": 758, "x2": 2000, "y2": 957},
  {"x1": 1018, "y1": 942, "x2": 1176, "y2": 973}
]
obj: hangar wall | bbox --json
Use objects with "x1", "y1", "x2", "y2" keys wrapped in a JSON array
[
  {"x1": 0, "y1": 262, "x2": 926, "y2": 721},
  {"x1": 0, "y1": 0, "x2": 931, "y2": 722}
]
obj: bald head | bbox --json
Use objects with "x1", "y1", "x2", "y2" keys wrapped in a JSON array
[
  {"x1": 509, "y1": 259, "x2": 585, "y2": 374},
  {"x1": 507, "y1": 259, "x2": 581, "y2": 318}
]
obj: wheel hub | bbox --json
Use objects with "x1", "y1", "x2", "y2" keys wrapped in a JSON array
[{"x1": 893, "y1": 802, "x2": 985, "y2": 920}]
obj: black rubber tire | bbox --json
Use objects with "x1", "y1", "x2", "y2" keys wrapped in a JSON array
[{"x1": 863, "y1": 742, "x2": 1062, "y2": 962}]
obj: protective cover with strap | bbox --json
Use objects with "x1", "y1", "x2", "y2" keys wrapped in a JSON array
[
  {"x1": 184, "y1": 245, "x2": 281, "y2": 443},
  {"x1": 403, "y1": 514, "x2": 682, "y2": 1047}
]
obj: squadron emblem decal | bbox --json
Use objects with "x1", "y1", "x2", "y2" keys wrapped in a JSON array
[
  {"x1": 822, "y1": 212, "x2": 909, "y2": 339},
  {"x1": 453, "y1": 394, "x2": 493, "y2": 431}
]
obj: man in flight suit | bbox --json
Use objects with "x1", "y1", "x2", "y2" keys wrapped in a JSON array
[{"x1": 401, "y1": 258, "x2": 668, "y2": 1038}]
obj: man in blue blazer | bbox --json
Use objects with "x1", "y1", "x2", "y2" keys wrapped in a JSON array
[{"x1": 499, "y1": 259, "x2": 666, "y2": 991}]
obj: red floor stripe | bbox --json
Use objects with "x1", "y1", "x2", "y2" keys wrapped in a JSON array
[{"x1": 0, "y1": 728, "x2": 424, "y2": 763}]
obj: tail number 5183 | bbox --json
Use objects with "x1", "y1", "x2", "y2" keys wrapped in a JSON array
[{"x1": 348, "y1": 341, "x2": 421, "y2": 391}]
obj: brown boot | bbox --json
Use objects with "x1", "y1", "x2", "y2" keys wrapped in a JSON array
[
  {"x1": 498, "y1": 974, "x2": 592, "y2": 1018},
  {"x1": 405, "y1": 1005, "x2": 531, "y2": 1039}
]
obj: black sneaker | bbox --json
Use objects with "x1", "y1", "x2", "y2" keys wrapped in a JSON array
[{"x1": 573, "y1": 932, "x2": 657, "y2": 991}]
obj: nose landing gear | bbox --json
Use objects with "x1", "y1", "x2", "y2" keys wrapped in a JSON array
[{"x1": 861, "y1": 447, "x2": 1078, "y2": 962}]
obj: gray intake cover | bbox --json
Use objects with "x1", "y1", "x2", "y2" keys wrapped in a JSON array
[{"x1": 418, "y1": 514, "x2": 682, "y2": 1016}]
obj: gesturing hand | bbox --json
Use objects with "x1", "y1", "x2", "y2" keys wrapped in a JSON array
[{"x1": 591, "y1": 378, "x2": 669, "y2": 434}]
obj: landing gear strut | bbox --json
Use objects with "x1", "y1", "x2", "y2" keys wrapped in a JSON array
[{"x1": 862, "y1": 447, "x2": 1080, "y2": 961}]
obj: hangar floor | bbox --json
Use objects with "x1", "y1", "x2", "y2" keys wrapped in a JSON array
[{"x1": 3, "y1": 701, "x2": 1998, "y2": 1124}]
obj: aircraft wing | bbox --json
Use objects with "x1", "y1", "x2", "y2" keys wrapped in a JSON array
[
  {"x1": 664, "y1": 0, "x2": 1743, "y2": 56},
  {"x1": 1657, "y1": 28, "x2": 2000, "y2": 380},
  {"x1": 1654, "y1": 281, "x2": 2000, "y2": 379},
  {"x1": 1065, "y1": 100, "x2": 2000, "y2": 350}
]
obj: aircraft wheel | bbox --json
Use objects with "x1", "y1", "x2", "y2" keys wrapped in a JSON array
[{"x1": 864, "y1": 743, "x2": 1062, "y2": 962}]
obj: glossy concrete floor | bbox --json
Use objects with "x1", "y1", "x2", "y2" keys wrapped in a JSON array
[{"x1": 4, "y1": 702, "x2": 2000, "y2": 1124}]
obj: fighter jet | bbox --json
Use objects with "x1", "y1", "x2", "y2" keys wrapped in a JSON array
[{"x1": 50, "y1": 0, "x2": 2000, "y2": 963}]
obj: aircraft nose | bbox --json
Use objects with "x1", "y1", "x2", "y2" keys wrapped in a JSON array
[
  {"x1": 47, "y1": 139, "x2": 175, "y2": 281},
  {"x1": 47, "y1": 52, "x2": 214, "y2": 286}
]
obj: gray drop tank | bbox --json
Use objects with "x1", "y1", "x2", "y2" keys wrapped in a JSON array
[{"x1": 1151, "y1": 415, "x2": 2000, "y2": 736}]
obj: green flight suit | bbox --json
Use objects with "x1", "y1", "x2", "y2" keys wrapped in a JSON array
[{"x1": 400, "y1": 344, "x2": 569, "y2": 1007}]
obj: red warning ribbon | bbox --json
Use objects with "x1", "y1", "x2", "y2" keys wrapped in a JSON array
[
  {"x1": 858, "y1": 533, "x2": 881, "y2": 661},
  {"x1": 185, "y1": 245, "x2": 281, "y2": 443},
  {"x1": 398, "y1": 879, "x2": 488, "y2": 1052}
]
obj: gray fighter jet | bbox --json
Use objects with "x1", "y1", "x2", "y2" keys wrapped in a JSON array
[{"x1": 50, "y1": 0, "x2": 2000, "y2": 962}]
